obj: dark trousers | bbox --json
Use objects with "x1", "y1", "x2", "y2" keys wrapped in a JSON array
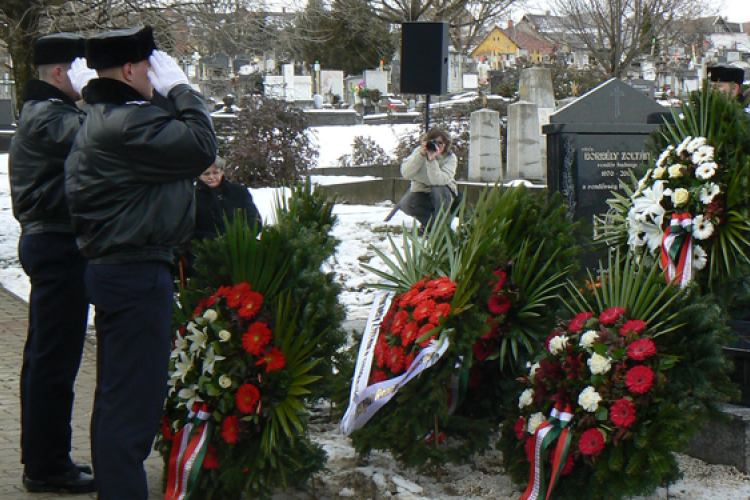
[
  {"x1": 85, "y1": 262, "x2": 173, "y2": 500},
  {"x1": 19, "y1": 233, "x2": 89, "y2": 478},
  {"x1": 397, "y1": 186, "x2": 455, "y2": 227}
]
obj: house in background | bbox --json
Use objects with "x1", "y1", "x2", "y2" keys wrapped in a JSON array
[{"x1": 470, "y1": 21, "x2": 556, "y2": 69}]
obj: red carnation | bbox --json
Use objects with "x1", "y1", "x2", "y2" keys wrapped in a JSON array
[
  {"x1": 599, "y1": 307, "x2": 626, "y2": 325},
  {"x1": 561, "y1": 453, "x2": 575, "y2": 475},
  {"x1": 238, "y1": 291, "x2": 264, "y2": 320},
  {"x1": 242, "y1": 322, "x2": 273, "y2": 355},
  {"x1": 525, "y1": 436, "x2": 537, "y2": 462},
  {"x1": 202, "y1": 444, "x2": 219, "y2": 469},
  {"x1": 236, "y1": 383, "x2": 260, "y2": 414},
  {"x1": 626, "y1": 365, "x2": 654, "y2": 394},
  {"x1": 579, "y1": 428, "x2": 605, "y2": 455},
  {"x1": 222, "y1": 415, "x2": 240, "y2": 444},
  {"x1": 430, "y1": 302, "x2": 452, "y2": 324},
  {"x1": 370, "y1": 370, "x2": 388, "y2": 384},
  {"x1": 514, "y1": 417, "x2": 526, "y2": 440},
  {"x1": 569, "y1": 312, "x2": 593, "y2": 332},
  {"x1": 391, "y1": 310, "x2": 409, "y2": 334},
  {"x1": 226, "y1": 283, "x2": 252, "y2": 309},
  {"x1": 488, "y1": 294, "x2": 511, "y2": 315},
  {"x1": 610, "y1": 398, "x2": 637, "y2": 428},
  {"x1": 399, "y1": 290, "x2": 419, "y2": 308},
  {"x1": 387, "y1": 346, "x2": 406, "y2": 374},
  {"x1": 256, "y1": 347, "x2": 286, "y2": 372},
  {"x1": 161, "y1": 416, "x2": 173, "y2": 441},
  {"x1": 401, "y1": 321, "x2": 419, "y2": 347},
  {"x1": 413, "y1": 299, "x2": 437, "y2": 321},
  {"x1": 621, "y1": 319, "x2": 647, "y2": 335},
  {"x1": 492, "y1": 270, "x2": 507, "y2": 292},
  {"x1": 627, "y1": 338, "x2": 657, "y2": 360}
]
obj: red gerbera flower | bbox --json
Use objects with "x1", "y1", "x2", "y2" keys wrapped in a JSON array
[
  {"x1": 413, "y1": 299, "x2": 437, "y2": 321},
  {"x1": 625, "y1": 365, "x2": 654, "y2": 394},
  {"x1": 599, "y1": 307, "x2": 626, "y2": 325},
  {"x1": 419, "y1": 333, "x2": 438, "y2": 348},
  {"x1": 621, "y1": 319, "x2": 647, "y2": 335},
  {"x1": 242, "y1": 322, "x2": 273, "y2": 355},
  {"x1": 579, "y1": 428, "x2": 605, "y2": 455},
  {"x1": 401, "y1": 321, "x2": 419, "y2": 347},
  {"x1": 222, "y1": 415, "x2": 240, "y2": 444},
  {"x1": 391, "y1": 310, "x2": 409, "y2": 334},
  {"x1": 161, "y1": 416, "x2": 173, "y2": 441},
  {"x1": 430, "y1": 302, "x2": 451, "y2": 324},
  {"x1": 405, "y1": 352, "x2": 416, "y2": 370},
  {"x1": 399, "y1": 289, "x2": 419, "y2": 308},
  {"x1": 370, "y1": 370, "x2": 388, "y2": 384},
  {"x1": 410, "y1": 290, "x2": 435, "y2": 307},
  {"x1": 202, "y1": 444, "x2": 219, "y2": 469},
  {"x1": 226, "y1": 283, "x2": 252, "y2": 308},
  {"x1": 627, "y1": 338, "x2": 657, "y2": 360},
  {"x1": 387, "y1": 346, "x2": 406, "y2": 374},
  {"x1": 525, "y1": 436, "x2": 537, "y2": 462},
  {"x1": 236, "y1": 383, "x2": 260, "y2": 414},
  {"x1": 411, "y1": 278, "x2": 428, "y2": 291},
  {"x1": 514, "y1": 417, "x2": 526, "y2": 440},
  {"x1": 431, "y1": 278, "x2": 456, "y2": 299},
  {"x1": 216, "y1": 286, "x2": 232, "y2": 297},
  {"x1": 238, "y1": 291, "x2": 264, "y2": 320},
  {"x1": 374, "y1": 339, "x2": 388, "y2": 368},
  {"x1": 569, "y1": 312, "x2": 593, "y2": 332},
  {"x1": 418, "y1": 322, "x2": 437, "y2": 340},
  {"x1": 206, "y1": 296, "x2": 218, "y2": 307},
  {"x1": 488, "y1": 294, "x2": 511, "y2": 315},
  {"x1": 610, "y1": 398, "x2": 636, "y2": 428},
  {"x1": 256, "y1": 347, "x2": 286, "y2": 372}
]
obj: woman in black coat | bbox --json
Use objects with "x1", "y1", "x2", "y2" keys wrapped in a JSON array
[{"x1": 194, "y1": 156, "x2": 262, "y2": 240}]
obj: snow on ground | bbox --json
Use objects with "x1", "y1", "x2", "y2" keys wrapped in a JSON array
[{"x1": 2, "y1": 123, "x2": 750, "y2": 499}]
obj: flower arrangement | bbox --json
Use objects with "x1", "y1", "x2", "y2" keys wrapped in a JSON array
[
  {"x1": 160, "y1": 283, "x2": 324, "y2": 499},
  {"x1": 354, "y1": 80, "x2": 370, "y2": 98}
]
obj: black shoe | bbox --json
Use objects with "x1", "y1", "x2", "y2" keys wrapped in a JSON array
[
  {"x1": 23, "y1": 468, "x2": 96, "y2": 494},
  {"x1": 74, "y1": 462, "x2": 93, "y2": 475}
]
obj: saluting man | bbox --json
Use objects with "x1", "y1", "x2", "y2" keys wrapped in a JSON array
[
  {"x1": 9, "y1": 33, "x2": 97, "y2": 494},
  {"x1": 64, "y1": 26, "x2": 217, "y2": 500}
]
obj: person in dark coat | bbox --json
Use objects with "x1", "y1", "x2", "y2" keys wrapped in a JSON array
[
  {"x1": 194, "y1": 156, "x2": 263, "y2": 240},
  {"x1": 64, "y1": 26, "x2": 216, "y2": 500},
  {"x1": 9, "y1": 33, "x2": 97, "y2": 494}
]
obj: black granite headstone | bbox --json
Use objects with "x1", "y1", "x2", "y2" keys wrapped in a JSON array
[{"x1": 544, "y1": 78, "x2": 671, "y2": 268}]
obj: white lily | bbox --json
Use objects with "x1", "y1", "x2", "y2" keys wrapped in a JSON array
[
  {"x1": 186, "y1": 327, "x2": 207, "y2": 353},
  {"x1": 202, "y1": 346, "x2": 226, "y2": 376},
  {"x1": 171, "y1": 332, "x2": 187, "y2": 359},
  {"x1": 178, "y1": 384, "x2": 203, "y2": 409},
  {"x1": 172, "y1": 351, "x2": 194, "y2": 382}
]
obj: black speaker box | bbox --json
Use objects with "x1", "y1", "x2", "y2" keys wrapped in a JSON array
[{"x1": 400, "y1": 22, "x2": 449, "y2": 95}]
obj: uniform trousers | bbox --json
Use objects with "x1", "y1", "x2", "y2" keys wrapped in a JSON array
[
  {"x1": 85, "y1": 262, "x2": 173, "y2": 500},
  {"x1": 19, "y1": 232, "x2": 89, "y2": 478}
]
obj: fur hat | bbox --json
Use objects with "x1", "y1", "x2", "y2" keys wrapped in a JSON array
[
  {"x1": 707, "y1": 64, "x2": 745, "y2": 85},
  {"x1": 33, "y1": 33, "x2": 86, "y2": 66},
  {"x1": 86, "y1": 26, "x2": 157, "y2": 70}
]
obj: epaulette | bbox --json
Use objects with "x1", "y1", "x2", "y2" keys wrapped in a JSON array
[
  {"x1": 48, "y1": 98, "x2": 64, "y2": 104},
  {"x1": 125, "y1": 100, "x2": 150, "y2": 107}
]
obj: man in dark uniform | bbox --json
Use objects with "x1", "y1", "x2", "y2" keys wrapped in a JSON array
[
  {"x1": 64, "y1": 26, "x2": 216, "y2": 500},
  {"x1": 9, "y1": 33, "x2": 97, "y2": 494},
  {"x1": 707, "y1": 64, "x2": 746, "y2": 100}
]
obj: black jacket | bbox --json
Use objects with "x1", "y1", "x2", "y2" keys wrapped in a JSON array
[
  {"x1": 65, "y1": 78, "x2": 217, "y2": 264},
  {"x1": 194, "y1": 178, "x2": 262, "y2": 240},
  {"x1": 9, "y1": 80, "x2": 85, "y2": 234}
]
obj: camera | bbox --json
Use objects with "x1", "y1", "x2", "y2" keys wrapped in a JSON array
[{"x1": 425, "y1": 140, "x2": 440, "y2": 153}]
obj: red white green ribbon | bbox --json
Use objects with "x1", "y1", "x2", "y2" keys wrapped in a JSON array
[
  {"x1": 661, "y1": 213, "x2": 693, "y2": 288},
  {"x1": 518, "y1": 404, "x2": 574, "y2": 500},
  {"x1": 164, "y1": 403, "x2": 212, "y2": 500}
]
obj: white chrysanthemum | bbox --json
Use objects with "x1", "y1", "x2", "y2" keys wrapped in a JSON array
[
  {"x1": 580, "y1": 330, "x2": 599, "y2": 349},
  {"x1": 549, "y1": 335, "x2": 569, "y2": 355},
  {"x1": 695, "y1": 162, "x2": 717, "y2": 180},
  {"x1": 656, "y1": 146, "x2": 674, "y2": 167},
  {"x1": 675, "y1": 136, "x2": 693, "y2": 156},
  {"x1": 519, "y1": 388, "x2": 534, "y2": 408},
  {"x1": 693, "y1": 215, "x2": 715, "y2": 240},
  {"x1": 686, "y1": 136, "x2": 707, "y2": 154},
  {"x1": 218, "y1": 375, "x2": 232, "y2": 388},
  {"x1": 529, "y1": 362, "x2": 540, "y2": 379},
  {"x1": 653, "y1": 166, "x2": 667, "y2": 179},
  {"x1": 528, "y1": 412, "x2": 546, "y2": 435},
  {"x1": 691, "y1": 144, "x2": 714, "y2": 165},
  {"x1": 578, "y1": 386, "x2": 602, "y2": 412},
  {"x1": 699, "y1": 183, "x2": 721, "y2": 205},
  {"x1": 202, "y1": 309, "x2": 218, "y2": 323},
  {"x1": 694, "y1": 244, "x2": 707, "y2": 270},
  {"x1": 587, "y1": 353, "x2": 612, "y2": 375},
  {"x1": 218, "y1": 330, "x2": 231, "y2": 342},
  {"x1": 668, "y1": 164, "x2": 684, "y2": 178}
]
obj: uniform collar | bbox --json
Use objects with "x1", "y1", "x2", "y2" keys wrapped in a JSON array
[
  {"x1": 21, "y1": 79, "x2": 78, "y2": 107},
  {"x1": 84, "y1": 77, "x2": 150, "y2": 105}
]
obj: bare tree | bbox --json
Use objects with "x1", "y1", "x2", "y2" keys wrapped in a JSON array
[{"x1": 547, "y1": 0, "x2": 713, "y2": 77}]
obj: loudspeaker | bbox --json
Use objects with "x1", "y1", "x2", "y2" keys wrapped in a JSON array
[{"x1": 400, "y1": 22, "x2": 449, "y2": 95}]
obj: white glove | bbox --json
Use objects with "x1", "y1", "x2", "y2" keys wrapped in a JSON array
[
  {"x1": 67, "y1": 57, "x2": 98, "y2": 95},
  {"x1": 148, "y1": 50, "x2": 189, "y2": 96}
]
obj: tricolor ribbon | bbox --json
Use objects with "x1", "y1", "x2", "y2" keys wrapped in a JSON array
[
  {"x1": 518, "y1": 404, "x2": 574, "y2": 500},
  {"x1": 661, "y1": 213, "x2": 693, "y2": 288},
  {"x1": 164, "y1": 403, "x2": 213, "y2": 500}
]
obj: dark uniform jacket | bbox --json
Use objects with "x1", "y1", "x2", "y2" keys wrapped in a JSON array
[
  {"x1": 65, "y1": 78, "x2": 217, "y2": 264},
  {"x1": 194, "y1": 178, "x2": 262, "y2": 240},
  {"x1": 9, "y1": 80, "x2": 85, "y2": 234}
]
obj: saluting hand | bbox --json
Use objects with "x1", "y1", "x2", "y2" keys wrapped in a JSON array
[
  {"x1": 148, "y1": 50, "x2": 190, "y2": 97},
  {"x1": 67, "y1": 58, "x2": 98, "y2": 96}
]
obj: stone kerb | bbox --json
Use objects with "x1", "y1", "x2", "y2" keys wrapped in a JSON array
[{"x1": 468, "y1": 108, "x2": 503, "y2": 182}]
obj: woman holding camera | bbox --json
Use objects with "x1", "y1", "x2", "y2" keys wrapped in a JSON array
[{"x1": 397, "y1": 127, "x2": 458, "y2": 228}]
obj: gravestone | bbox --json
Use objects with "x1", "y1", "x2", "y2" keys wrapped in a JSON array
[
  {"x1": 0, "y1": 99, "x2": 14, "y2": 152},
  {"x1": 544, "y1": 78, "x2": 670, "y2": 268},
  {"x1": 628, "y1": 79, "x2": 656, "y2": 98},
  {"x1": 365, "y1": 70, "x2": 389, "y2": 95},
  {"x1": 320, "y1": 70, "x2": 344, "y2": 99},
  {"x1": 506, "y1": 101, "x2": 544, "y2": 181},
  {"x1": 468, "y1": 109, "x2": 503, "y2": 182}
]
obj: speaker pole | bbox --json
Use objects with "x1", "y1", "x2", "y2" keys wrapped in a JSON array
[{"x1": 424, "y1": 94, "x2": 430, "y2": 132}]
